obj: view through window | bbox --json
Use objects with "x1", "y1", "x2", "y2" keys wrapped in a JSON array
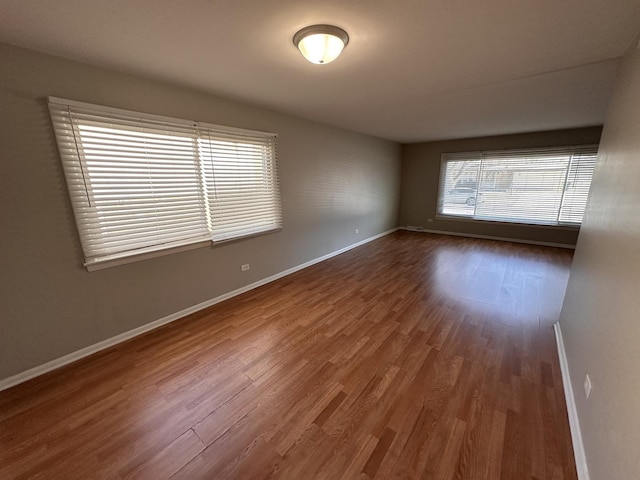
[{"x1": 438, "y1": 146, "x2": 598, "y2": 226}]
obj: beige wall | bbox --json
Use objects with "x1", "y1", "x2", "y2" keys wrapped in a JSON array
[
  {"x1": 400, "y1": 127, "x2": 603, "y2": 246},
  {"x1": 0, "y1": 43, "x2": 402, "y2": 381},
  {"x1": 559, "y1": 37, "x2": 640, "y2": 479}
]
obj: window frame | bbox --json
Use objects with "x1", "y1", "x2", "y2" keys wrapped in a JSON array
[
  {"x1": 436, "y1": 145, "x2": 598, "y2": 228},
  {"x1": 49, "y1": 97, "x2": 282, "y2": 271}
]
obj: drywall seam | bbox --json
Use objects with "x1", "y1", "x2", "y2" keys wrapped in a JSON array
[
  {"x1": 0, "y1": 228, "x2": 398, "y2": 392},
  {"x1": 554, "y1": 322, "x2": 591, "y2": 480}
]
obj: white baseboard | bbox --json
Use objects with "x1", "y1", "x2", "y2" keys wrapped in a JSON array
[
  {"x1": 401, "y1": 226, "x2": 576, "y2": 249},
  {"x1": 0, "y1": 228, "x2": 398, "y2": 392},
  {"x1": 554, "y1": 322, "x2": 590, "y2": 480}
]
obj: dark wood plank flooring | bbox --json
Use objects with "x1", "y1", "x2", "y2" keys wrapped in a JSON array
[{"x1": 0, "y1": 231, "x2": 577, "y2": 479}]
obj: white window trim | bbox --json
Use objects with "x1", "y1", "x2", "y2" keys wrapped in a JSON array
[
  {"x1": 49, "y1": 97, "x2": 278, "y2": 138},
  {"x1": 85, "y1": 239, "x2": 213, "y2": 272}
]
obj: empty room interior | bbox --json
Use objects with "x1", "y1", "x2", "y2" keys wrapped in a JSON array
[{"x1": 1, "y1": 2, "x2": 639, "y2": 479}]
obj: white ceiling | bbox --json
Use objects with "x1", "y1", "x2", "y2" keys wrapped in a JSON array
[{"x1": 1, "y1": 0, "x2": 639, "y2": 143}]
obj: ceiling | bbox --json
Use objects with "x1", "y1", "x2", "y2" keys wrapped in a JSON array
[{"x1": 1, "y1": 0, "x2": 639, "y2": 143}]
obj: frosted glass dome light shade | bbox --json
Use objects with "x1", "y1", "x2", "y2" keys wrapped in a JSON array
[{"x1": 293, "y1": 25, "x2": 349, "y2": 64}]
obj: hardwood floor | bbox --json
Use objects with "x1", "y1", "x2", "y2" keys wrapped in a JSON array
[{"x1": 0, "y1": 231, "x2": 577, "y2": 480}]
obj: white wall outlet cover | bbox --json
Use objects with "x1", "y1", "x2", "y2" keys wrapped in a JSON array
[
  {"x1": 355, "y1": 229, "x2": 359, "y2": 234},
  {"x1": 584, "y1": 374, "x2": 592, "y2": 399},
  {"x1": 241, "y1": 264, "x2": 250, "y2": 271}
]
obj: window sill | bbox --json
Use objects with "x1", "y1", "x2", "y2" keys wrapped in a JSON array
[
  {"x1": 83, "y1": 226, "x2": 283, "y2": 272},
  {"x1": 84, "y1": 239, "x2": 213, "y2": 272},
  {"x1": 434, "y1": 214, "x2": 581, "y2": 230}
]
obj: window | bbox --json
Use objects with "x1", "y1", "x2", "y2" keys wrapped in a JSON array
[
  {"x1": 437, "y1": 145, "x2": 598, "y2": 226},
  {"x1": 49, "y1": 97, "x2": 282, "y2": 270}
]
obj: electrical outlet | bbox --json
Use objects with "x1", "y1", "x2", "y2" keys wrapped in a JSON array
[
  {"x1": 241, "y1": 264, "x2": 250, "y2": 272},
  {"x1": 584, "y1": 374, "x2": 592, "y2": 399},
  {"x1": 427, "y1": 218, "x2": 433, "y2": 223},
  {"x1": 355, "y1": 229, "x2": 359, "y2": 234}
]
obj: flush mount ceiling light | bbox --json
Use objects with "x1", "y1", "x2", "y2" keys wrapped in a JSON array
[{"x1": 293, "y1": 24, "x2": 349, "y2": 64}]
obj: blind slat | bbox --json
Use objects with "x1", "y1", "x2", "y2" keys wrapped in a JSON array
[
  {"x1": 49, "y1": 98, "x2": 282, "y2": 267},
  {"x1": 438, "y1": 145, "x2": 597, "y2": 226}
]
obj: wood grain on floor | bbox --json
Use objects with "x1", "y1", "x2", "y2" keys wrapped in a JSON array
[{"x1": 0, "y1": 231, "x2": 577, "y2": 479}]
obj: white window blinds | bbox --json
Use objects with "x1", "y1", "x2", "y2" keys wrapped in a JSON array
[
  {"x1": 438, "y1": 145, "x2": 598, "y2": 226},
  {"x1": 49, "y1": 97, "x2": 282, "y2": 269},
  {"x1": 199, "y1": 129, "x2": 280, "y2": 242}
]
